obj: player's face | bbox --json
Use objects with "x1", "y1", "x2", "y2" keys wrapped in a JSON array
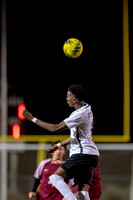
[
  {"x1": 53, "y1": 146, "x2": 66, "y2": 160},
  {"x1": 66, "y1": 91, "x2": 76, "y2": 107}
]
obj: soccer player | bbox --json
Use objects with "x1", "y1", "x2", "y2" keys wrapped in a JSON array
[
  {"x1": 28, "y1": 140, "x2": 66, "y2": 200},
  {"x1": 23, "y1": 84, "x2": 100, "y2": 200}
]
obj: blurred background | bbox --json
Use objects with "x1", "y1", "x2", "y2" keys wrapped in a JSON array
[{"x1": 0, "y1": 0, "x2": 132, "y2": 199}]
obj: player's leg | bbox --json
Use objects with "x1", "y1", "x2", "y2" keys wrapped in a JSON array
[
  {"x1": 77, "y1": 184, "x2": 90, "y2": 200},
  {"x1": 50, "y1": 167, "x2": 77, "y2": 200},
  {"x1": 76, "y1": 155, "x2": 99, "y2": 200}
]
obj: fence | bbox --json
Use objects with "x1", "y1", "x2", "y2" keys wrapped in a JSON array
[{"x1": 0, "y1": 136, "x2": 133, "y2": 200}]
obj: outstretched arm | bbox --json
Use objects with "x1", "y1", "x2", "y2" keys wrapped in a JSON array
[{"x1": 23, "y1": 110, "x2": 68, "y2": 132}]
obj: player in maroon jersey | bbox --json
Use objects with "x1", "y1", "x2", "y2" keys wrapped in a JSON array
[
  {"x1": 28, "y1": 141, "x2": 66, "y2": 200},
  {"x1": 28, "y1": 141, "x2": 102, "y2": 200}
]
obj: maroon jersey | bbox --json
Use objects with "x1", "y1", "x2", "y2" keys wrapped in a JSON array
[
  {"x1": 34, "y1": 159, "x2": 63, "y2": 200},
  {"x1": 71, "y1": 165, "x2": 102, "y2": 200}
]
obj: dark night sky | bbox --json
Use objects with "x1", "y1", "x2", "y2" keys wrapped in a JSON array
[{"x1": 3, "y1": 0, "x2": 132, "y2": 139}]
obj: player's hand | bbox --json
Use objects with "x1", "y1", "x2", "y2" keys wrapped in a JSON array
[
  {"x1": 47, "y1": 144, "x2": 58, "y2": 153},
  {"x1": 28, "y1": 192, "x2": 36, "y2": 198},
  {"x1": 22, "y1": 110, "x2": 34, "y2": 121}
]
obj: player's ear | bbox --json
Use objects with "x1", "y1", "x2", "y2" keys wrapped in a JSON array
[{"x1": 73, "y1": 98, "x2": 77, "y2": 103}]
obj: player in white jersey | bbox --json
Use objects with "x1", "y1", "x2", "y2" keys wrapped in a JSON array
[
  {"x1": 23, "y1": 84, "x2": 100, "y2": 200},
  {"x1": 64, "y1": 103, "x2": 99, "y2": 157}
]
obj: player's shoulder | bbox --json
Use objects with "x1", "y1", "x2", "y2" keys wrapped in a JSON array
[
  {"x1": 75, "y1": 104, "x2": 91, "y2": 115},
  {"x1": 40, "y1": 158, "x2": 52, "y2": 166},
  {"x1": 68, "y1": 104, "x2": 91, "y2": 121}
]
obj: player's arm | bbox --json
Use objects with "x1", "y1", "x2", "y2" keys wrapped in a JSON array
[
  {"x1": 47, "y1": 137, "x2": 70, "y2": 153},
  {"x1": 22, "y1": 109, "x2": 68, "y2": 132},
  {"x1": 28, "y1": 178, "x2": 40, "y2": 198}
]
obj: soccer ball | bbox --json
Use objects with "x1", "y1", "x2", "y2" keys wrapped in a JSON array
[{"x1": 63, "y1": 38, "x2": 83, "y2": 58}]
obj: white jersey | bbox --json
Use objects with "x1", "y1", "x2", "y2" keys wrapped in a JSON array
[{"x1": 64, "y1": 104, "x2": 99, "y2": 157}]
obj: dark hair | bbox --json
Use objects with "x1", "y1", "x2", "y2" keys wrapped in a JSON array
[
  {"x1": 51, "y1": 140, "x2": 66, "y2": 150},
  {"x1": 68, "y1": 84, "x2": 86, "y2": 101}
]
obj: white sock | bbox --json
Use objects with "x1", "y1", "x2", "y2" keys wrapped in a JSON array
[
  {"x1": 77, "y1": 191, "x2": 90, "y2": 200},
  {"x1": 50, "y1": 174, "x2": 77, "y2": 200}
]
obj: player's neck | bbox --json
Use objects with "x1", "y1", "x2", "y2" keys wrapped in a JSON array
[
  {"x1": 75, "y1": 101, "x2": 86, "y2": 110},
  {"x1": 52, "y1": 159, "x2": 63, "y2": 164}
]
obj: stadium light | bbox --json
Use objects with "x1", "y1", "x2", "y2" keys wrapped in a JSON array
[
  {"x1": 18, "y1": 104, "x2": 26, "y2": 120},
  {"x1": 12, "y1": 124, "x2": 20, "y2": 139}
]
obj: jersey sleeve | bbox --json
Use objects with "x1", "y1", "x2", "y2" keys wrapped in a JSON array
[
  {"x1": 64, "y1": 111, "x2": 82, "y2": 129},
  {"x1": 34, "y1": 158, "x2": 51, "y2": 179}
]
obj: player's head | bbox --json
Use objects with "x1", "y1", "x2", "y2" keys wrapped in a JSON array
[
  {"x1": 51, "y1": 140, "x2": 66, "y2": 161},
  {"x1": 67, "y1": 84, "x2": 86, "y2": 107}
]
